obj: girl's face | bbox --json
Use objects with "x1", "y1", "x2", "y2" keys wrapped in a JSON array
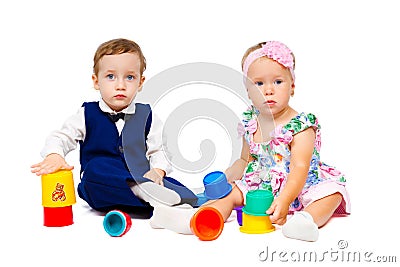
[
  {"x1": 246, "y1": 57, "x2": 294, "y2": 117},
  {"x1": 92, "y1": 52, "x2": 145, "y2": 112}
]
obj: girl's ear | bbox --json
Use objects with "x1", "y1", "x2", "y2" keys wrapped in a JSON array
[
  {"x1": 92, "y1": 74, "x2": 100, "y2": 90},
  {"x1": 291, "y1": 82, "x2": 295, "y2": 96}
]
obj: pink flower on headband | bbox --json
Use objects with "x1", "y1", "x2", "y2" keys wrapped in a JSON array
[
  {"x1": 261, "y1": 41, "x2": 294, "y2": 69},
  {"x1": 243, "y1": 41, "x2": 295, "y2": 82}
]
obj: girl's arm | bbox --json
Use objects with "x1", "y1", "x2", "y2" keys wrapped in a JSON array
[
  {"x1": 267, "y1": 127, "x2": 316, "y2": 225},
  {"x1": 225, "y1": 137, "x2": 251, "y2": 183}
]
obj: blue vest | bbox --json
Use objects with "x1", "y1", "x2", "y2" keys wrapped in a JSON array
[
  {"x1": 77, "y1": 102, "x2": 198, "y2": 212},
  {"x1": 77, "y1": 102, "x2": 153, "y2": 211},
  {"x1": 79, "y1": 101, "x2": 152, "y2": 178}
]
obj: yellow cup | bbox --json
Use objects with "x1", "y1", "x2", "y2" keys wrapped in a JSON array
[
  {"x1": 239, "y1": 212, "x2": 275, "y2": 234},
  {"x1": 41, "y1": 170, "x2": 76, "y2": 207}
]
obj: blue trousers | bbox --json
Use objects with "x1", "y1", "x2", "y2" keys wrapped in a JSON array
[{"x1": 77, "y1": 157, "x2": 198, "y2": 214}]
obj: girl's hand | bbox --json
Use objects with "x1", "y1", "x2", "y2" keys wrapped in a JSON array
[
  {"x1": 225, "y1": 167, "x2": 240, "y2": 184},
  {"x1": 266, "y1": 197, "x2": 290, "y2": 225},
  {"x1": 31, "y1": 153, "x2": 74, "y2": 176},
  {"x1": 225, "y1": 156, "x2": 249, "y2": 184},
  {"x1": 144, "y1": 168, "x2": 165, "y2": 186}
]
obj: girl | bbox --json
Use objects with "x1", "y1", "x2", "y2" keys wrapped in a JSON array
[{"x1": 150, "y1": 41, "x2": 350, "y2": 242}]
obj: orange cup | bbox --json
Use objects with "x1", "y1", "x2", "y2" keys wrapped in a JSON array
[{"x1": 190, "y1": 207, "x2": 224, "y2": 241}]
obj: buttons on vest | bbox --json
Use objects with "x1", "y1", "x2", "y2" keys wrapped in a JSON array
[{"x1": 119, "y1": 146, "x2": 124, "y2": 153}]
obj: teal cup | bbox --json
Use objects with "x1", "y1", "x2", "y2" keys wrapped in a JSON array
[{"x1": 242, "y1": 190, "x2": 274, "y2": 216}]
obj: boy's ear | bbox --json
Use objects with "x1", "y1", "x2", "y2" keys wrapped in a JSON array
[
  {"x1": 138, "y1": 75, "x2": 145, "y2": 92},
  {"x1": 92, "y1": 74, "x2": 100, "y2": 90}
]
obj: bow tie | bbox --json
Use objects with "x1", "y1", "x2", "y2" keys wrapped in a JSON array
[{"x1": 108, "y1": 113, "x2": 125, "y2": 122}]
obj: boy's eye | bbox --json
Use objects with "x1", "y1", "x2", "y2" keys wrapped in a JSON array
[
  {"x1": 106, "y1": 74, "x2": 115, "y2": 80},
  {"x1": 274, "y1": 80, "x2": 283, "y2": 85},
  {"x1": 255, "y1": 81, "x2": 263, "y2": 86},
  {"x1": 127, "y1": 75, "x2": 134, "y2": 81}
]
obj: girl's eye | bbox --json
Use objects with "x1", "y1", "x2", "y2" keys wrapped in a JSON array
[
  {"x1": 255, "y1": 81, "x2": 263, "y2": 86},
  {"x1": 127, "y1": 75, "x2": 134, "y2": 81},
  {"x1": 106, "y1": 74, "x2": 115, "y2": 80},
  {"x1": 274, "y1": 80, "x2": 283, "y2": 85}
]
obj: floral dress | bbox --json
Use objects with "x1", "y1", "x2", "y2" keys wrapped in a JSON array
[{"x1": 236, "y1": 106, "x2": 347, "y2": 212}]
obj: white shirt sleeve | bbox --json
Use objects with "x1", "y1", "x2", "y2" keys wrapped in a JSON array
[
  {"x1": 40, "y1": 107, "x2": 86, "y2": 158},
  {"x1": 146, "y1": 112, "x2": 173, "y2": 175}
]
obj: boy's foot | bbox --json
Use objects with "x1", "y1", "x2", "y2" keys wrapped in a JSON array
[{"x1": 130, "y1": 182, "x2": 181, "y2": 206}]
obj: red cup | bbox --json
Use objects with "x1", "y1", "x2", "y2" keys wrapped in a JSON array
[
  {"x1": 103, "y1": 210, "x2": 132, "y2": 237},
  {"x1": 43, "y1": 206, "x2": 73, "y2": 227},
  {"x1": 190, "y1": 207, "x2": 224, "y2": 241}
]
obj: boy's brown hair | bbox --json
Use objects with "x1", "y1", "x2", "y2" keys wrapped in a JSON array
[{"x1": 93, "y1": 38, "x2": 147, "y2": 76}]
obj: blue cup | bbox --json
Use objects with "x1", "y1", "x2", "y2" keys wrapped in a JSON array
[
  {"x1": 103, "y1": 210, "x2": 132, "y2": 237},
  {"x1": 203, "y1": 171, "x2": 232, "y2": 200}
]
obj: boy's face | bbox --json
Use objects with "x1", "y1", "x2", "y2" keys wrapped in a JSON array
[{"x1": 92, "y1": 52, "x2": 145, "y2": 112}]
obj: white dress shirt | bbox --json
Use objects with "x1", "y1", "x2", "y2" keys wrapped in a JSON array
[{"x1": 40, "y1": 98, "x2": 172, "y2": 175}]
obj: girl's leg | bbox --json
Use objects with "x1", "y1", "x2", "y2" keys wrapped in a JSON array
[
  {"x1": 282, "y1": 192, "x2": 342, "y2": 242},
  {"x1": 304, "y1": 192, "x2": 342, "y2": 227},
  {"x1": 203, "y1": 185, "x2": 244, "y2": 221},
  {"x1": 150, "y1": 185, "x2": 244, "y2": 234}
]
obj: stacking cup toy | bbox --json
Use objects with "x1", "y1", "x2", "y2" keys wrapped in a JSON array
[
  {"x1": 241, "y1": 189, "x2": 274, "y2": 216},
  {"x1": 234, "y1": 206, "x2": 243, "y2": 226},
  {"x1": 103, "y1": 210, "x2": 132, "y2": 237},
  {"x1": 203, "y1": 171, "x2": 232, "y2": 200},
  {"x1": 239, "y1": 190, "x2": 275, "y2": 234},
  {"x1": 43, "y1": 206, "x2": 74, "y2": 227},
  {"x1": 239, "y1": 212, "x2": 275, "y2": 234},
  {"x1": 41, "y1": 170, "x2": 76, "y2": 227},
  {"x1": 195, "y1": 192, "x2": 209, "y2": 206},
  {"x1": 190, "y1": 207, "x2": 224, "y2": 241}
]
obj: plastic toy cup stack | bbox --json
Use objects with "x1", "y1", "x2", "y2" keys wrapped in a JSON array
[
  {"x1": 103, "y1": 210, "x2": 132, "y2": 237},
  {"x1": 195, "y1": 171, "x2": 233, "y2": 206},
  {"x1": 234, "y1": 206, "x2": 244, "y2": 226},
  {"x1": 203, "y1": 171, "x2": 232, "y2": 200},
  {"x1": 41, "y1": 170, "x2": 76, "y2": 227},
  {"x1": 190, "y1": 207, "x2": 224, "y2": 241},
  {"x1": 239, "y1": 190, "x2": 275, "y2": 234}
]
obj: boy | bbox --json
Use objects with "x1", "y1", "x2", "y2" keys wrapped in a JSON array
[{"x1": 31, "y1": 38, "x2": 197, "y2": 214}]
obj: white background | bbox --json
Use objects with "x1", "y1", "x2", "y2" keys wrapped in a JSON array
[{"x1": 1, "y1": 0, "x2": 399, "y2": 266}]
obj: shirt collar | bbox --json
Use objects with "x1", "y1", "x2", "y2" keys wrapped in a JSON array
[{"x1": 99, "y1": 98, "x2": 136, "y2": 115}]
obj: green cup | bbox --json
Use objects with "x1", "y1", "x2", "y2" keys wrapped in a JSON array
[{"x1": 242, "y1": 190, "x2": 274, "y2": 216}]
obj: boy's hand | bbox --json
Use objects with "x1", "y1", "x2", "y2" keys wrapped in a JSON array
[
  {"x1": 31, "y1": 153, "x2": 74, "y2": 176},
  {"x1": 143, "y1": 168, "x2": 166, "y2": 186}
]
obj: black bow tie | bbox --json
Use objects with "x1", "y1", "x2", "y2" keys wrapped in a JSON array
[{"x1": 108, "y1": 113, "x2": 125, "y2": 122}]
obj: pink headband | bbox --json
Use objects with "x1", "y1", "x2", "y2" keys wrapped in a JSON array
[{"x1": 242, "y1": 41, "x2": 295, "y2": 82}]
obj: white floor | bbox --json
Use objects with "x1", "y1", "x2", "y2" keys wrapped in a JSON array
[{"x1": 3, "y1": 172, "x2": 397, "y2": 267}]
